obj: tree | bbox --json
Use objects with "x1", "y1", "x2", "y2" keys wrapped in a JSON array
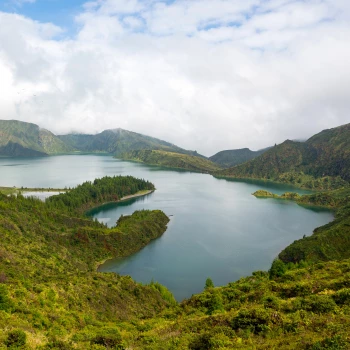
[{"x1": 205, "y1": 277, "x2": 214, "y2": 289}]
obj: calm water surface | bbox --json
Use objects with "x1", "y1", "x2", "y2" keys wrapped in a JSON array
[{"x1": 0, "y1": 155, "x2": 334, "y2": 300}]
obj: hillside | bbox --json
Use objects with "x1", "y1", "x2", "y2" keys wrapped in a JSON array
[
  {"x1": 119, "y1": 149, "x2": 221, "y2": 172},
  {"x1": 59, "y1": 128, "x2": 201, "y2": 157},
  {"x1": 1, "y1": 180, "x2": 350, "y2": 348},
  {"x1": 0, "y1": 120, "x2": 74, "y2": 156},
  {"x1": 216, "y1": 123, "x2": 350, "y2": 189},
  {"x1": 209, "y1": 147, "x2": 268, "y2": 168}
]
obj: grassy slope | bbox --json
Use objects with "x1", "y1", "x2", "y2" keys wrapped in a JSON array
[
  {"x1": 119, "y1": 149, "x2": 221, "y2": 173},
  {"x1": 209, "y1": 147, "x2": 268, "y2": 168},
  {"x1": 215, "y1": 123, "x2": 350, "y2": 190},
  {"x1": 0, "y1": 120, "x2": 74, "y2": 156}
]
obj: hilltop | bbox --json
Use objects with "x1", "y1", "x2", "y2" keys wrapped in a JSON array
[
  {"x1": 209, "y1": 147, "x2": 269, "y2": 168},
  {"x1": 0, "y1": 120, "x2": 74, "y2": 156},
  {"x1": 216, "y1": 123, "x2": 350, "y2": 190}
]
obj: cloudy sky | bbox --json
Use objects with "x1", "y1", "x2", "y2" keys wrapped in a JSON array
[{"x1": 0, "y1": 0, "x2": 349, "y2": 156}]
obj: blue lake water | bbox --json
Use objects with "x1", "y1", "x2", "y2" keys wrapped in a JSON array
[{"x1": 0, "y1": 155, "x2": 334, "y2": 300}]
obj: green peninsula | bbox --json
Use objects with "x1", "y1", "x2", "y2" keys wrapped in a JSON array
[{"x1": 119, "y1": 149, "x2": 221, "y2": 173}]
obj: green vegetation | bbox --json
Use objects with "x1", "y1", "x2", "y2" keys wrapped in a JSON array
[
  {"x1": 209, "y1": 147, "x2": 269, "y2": 168},
  {"x1": 1, "y1": 122, "x2": 350, "y2": 348},
  {"x1": 0, "y1": 176, "x2": 171, "y2": 348},
  {"x1": 1, "y1": 174, "x2": 350, "y2": 348},
  {"x1": 0, "y1": 120, "x2": 74, "y2": 156},
  {"x1": 58, "y1": 128, "x2": 200, "y2": 157},
  {"x1": 216, "y1": 123, "x2": 350, "y2": 190},
  {"x1": 119, "y1": 149, "x2": 221, "y2": 173},
  {"x1": 46, "y1": 175, "x2": 154, "y2": 213}
]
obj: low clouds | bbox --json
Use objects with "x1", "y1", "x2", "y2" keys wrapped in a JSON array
[{"x1": 0, "y1": 0, "x2": 349, "y2": 155}]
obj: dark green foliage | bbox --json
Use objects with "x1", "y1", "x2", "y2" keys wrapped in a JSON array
[
  {"x1": 47, "y1": 175, "x2": 154, "y2": 213},
  {"x1": 269, "y1": 259, "x2": 286, "y2": 279},
  {"x1": 209, "y1": 147, "x2": 269, "y2": 168},
  {"x1": 5, "y1": 329, "x2": 27, "y2": 348},
  {"x1": 332, "y1": 288, "x2": 350, "y2": 305},
  {"x1": 119, "y1": 149, "x2": 221, "y2": 173}
]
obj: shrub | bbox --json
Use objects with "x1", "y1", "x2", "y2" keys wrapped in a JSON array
[
  {"x1": 269, "y1": 259, "x2": 286, "y2": 279},
  {"x1": 5, "y1": 329, "x2": 27, "y2": 348},
  {"x1": 231, "y1": 307, "x2": 271, "y2": 334},
  {"x1": 294, "y1": 295, "x2": 336, "y2": 313},
  {"x1": 332, "y1": 288, "x2": 350, "y2": 305},
  {"x1": 91, "y1": 327, "x2": 124, "y2": 349}
]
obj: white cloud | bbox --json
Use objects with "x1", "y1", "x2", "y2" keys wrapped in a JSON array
[{"x1": 0, "y1": 0, "x2": 349, "y2": 156}]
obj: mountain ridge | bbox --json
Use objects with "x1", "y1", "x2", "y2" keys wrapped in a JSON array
[{"x1": 215, "y1": 123, "x2": 350, "y2": 189}]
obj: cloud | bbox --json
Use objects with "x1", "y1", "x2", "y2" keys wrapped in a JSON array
[{"x1": 0, "y1": 0, "x2": 349, "y2": 156}]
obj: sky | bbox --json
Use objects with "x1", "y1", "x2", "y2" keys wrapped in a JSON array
[{"x1": 0, "y1": 0, "x2": 349, "y2": 156}]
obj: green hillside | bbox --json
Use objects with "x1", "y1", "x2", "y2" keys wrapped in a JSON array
[
  {"x1": 216, "y1": 123, "x2": 350, "y2": 190},
  {"x1": 1, "y1": 178, "x2": 350, "y2": 348},
  {"x1": 209, "y1": 147, "x2": 269, "y2": 168},
  {"x1": 59, "y1": 128, "x2": 201, "y2": 157},
  {"x1": 119, "y1": 149, "x2": 221, "y2": 172},
  {"x1": 0, "y1": 120, "x2": 74, "y2": 156}
]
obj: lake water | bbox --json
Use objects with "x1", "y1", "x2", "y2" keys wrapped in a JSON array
[{"x1": 0, "y1": 155, "x2": 334, "y2": 300}]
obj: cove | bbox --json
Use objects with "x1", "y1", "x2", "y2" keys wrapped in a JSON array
[{"x1": 0, "y1": 155, "x2": 334, "y2": 301}]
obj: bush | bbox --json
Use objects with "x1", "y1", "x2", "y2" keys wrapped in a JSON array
[
  {"x1": 269, "y1": 259, "x2": 286, "y2": 279},
  {"x1": 332, "y1": 288, "x2": 350, "y2": 305},
  {"x1": 263, "y1": 295, "x2": 280, "y2": 310},
  {"x1": 5, "y1": 329, "x2": 27, "y2": 348},
  {"x1": 293, "y1": 295, "x2": 336, "y2": 313},
  {"x1": 91, "y1": 327, "x2": 124, "y2": 349},
  {"x1": 231, "y1": 307, "x2": 271, "y2": 334}
]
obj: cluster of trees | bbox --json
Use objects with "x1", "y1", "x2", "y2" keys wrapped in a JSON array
[{"x1": 46, "y1": 175, "x2": 154, "y2": 212}]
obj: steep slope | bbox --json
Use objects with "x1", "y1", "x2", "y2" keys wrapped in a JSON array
[
  {"x1": 209, "y1": 147, "x2": 269, "y2": 168},
  {"x1": 120, "y1": 149, "x2": 221, "y2": 172},
  {"x1": 0, "y1": 120, "x2": 74, "y2": 156},
  {"x1": 216, "y1": 123, "x2": 350, "y2": 189},
  {"x1": 59, "y1": 128, "x2": 201, "y2": 157}
]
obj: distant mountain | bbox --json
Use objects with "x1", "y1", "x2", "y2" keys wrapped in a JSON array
[
  {"x1": 59, "y1": 128, "x2": 201, "y2": 157},
  {"x1": 0, "y1": 120, "x2": 74, "y2": 157},
  {"x1": 209, "y1": 147, "x2": 269, "y2": 168},
  {"x1": 120, "y1": 149, "x2": 221, "y2": 173},
  {"x1": 216, "y1": 123, "x2": 350, "y2": 189}
]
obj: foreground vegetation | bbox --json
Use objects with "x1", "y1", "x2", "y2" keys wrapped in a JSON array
[
  {"x1": 0, "y1": 177, "x2": 171, "y2": 349},
  {"x1": 0, "y1": 174, "x2": 349, "y2": 349},
  {"x1": 119, "y1": 149, "x2": 221, "y2": 173}
]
